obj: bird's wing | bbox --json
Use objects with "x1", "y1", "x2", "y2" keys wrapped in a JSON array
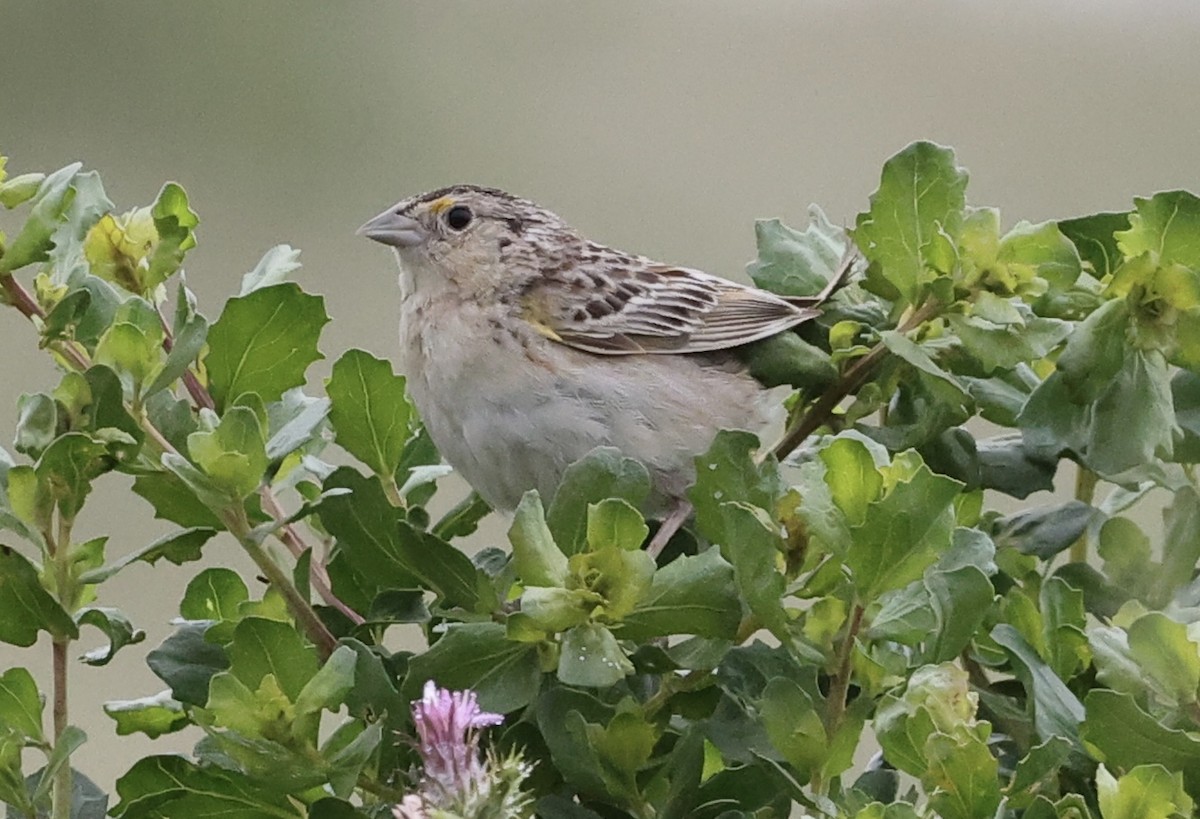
[{"x1": 521, "y1": 253, "x2": 824, "y2": 356}]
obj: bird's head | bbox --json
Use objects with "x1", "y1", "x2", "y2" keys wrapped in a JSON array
[{"x1": 358, "y1": 185, "x2": 572, "y2": 298}]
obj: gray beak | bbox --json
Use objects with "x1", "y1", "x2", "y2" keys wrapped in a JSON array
[{"x1": 357, "y1": 206, "x2": 426, "y2": 248}]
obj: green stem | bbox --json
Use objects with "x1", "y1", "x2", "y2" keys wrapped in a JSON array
[
  {"x1": 222, "y1": 506, "x2": 338, "y2": 658},
  {"x1": 826, "y1": 603, "x2": 865, "y2": 736},
  {"x1": 48, "y1": 511, "x2": 75, "y2": 819},
  {"x1": 50, "y1": 640, "x2": 70, "y2": 819},
  {"x1": 0, "y1": 272, "x2": 45, "y2": 320},
  {"x1": 1068, "y1": 465, "x2": 1099, "y2": 564},
  {"x1": 381, "y1": 474, "x2": 404, "y2": 508}
]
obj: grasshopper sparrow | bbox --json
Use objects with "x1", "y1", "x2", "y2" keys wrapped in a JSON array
[{"x1": 359, "y1": 185, "x2": 840, "y2": 514}]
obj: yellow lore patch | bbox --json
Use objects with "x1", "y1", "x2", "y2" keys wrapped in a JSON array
[{"x1": 428, "y1": 196, "x2": 456, "y2": 215}]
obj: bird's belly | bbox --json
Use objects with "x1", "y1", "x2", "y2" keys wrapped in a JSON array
[
  {"x1": 415, "y1": 363, "x2": 615, "y2": 510},
  {"x1": 400, "y1": 306, "x2": 765, "y2": 512}
]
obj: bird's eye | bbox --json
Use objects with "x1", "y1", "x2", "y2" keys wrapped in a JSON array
[{"x1": 444, "y1": 205, "x2": 473, "y2": 231}]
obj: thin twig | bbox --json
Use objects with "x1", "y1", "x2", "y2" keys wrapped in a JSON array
[
  {"x1": 1068, "y1": 466, "x2": 1098, "y2": 563},
  {"x1": 223, "y1": 506, "x2": 338, "y2": 658},
  {"x1": 645, "y1": 499, "x2": 692, "y2": 559},
  {"x1": 826, "y1": 603, "x2": 865, "y2": 732},
  {"x1": 772, "y1": 297, "x2": 941, "y2": 462},
  {"x1": 0, "y1": 272, "x2": 46, "y2": 320},
  {"x1": 260, "y1": 487, "x2": 364, "y2": 625}
]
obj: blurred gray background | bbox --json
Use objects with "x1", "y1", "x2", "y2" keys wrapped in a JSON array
[{"x1": 3, "y1": 0, "x2": 1200, "y2": 796}]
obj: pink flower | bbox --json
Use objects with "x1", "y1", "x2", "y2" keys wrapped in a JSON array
[
  {"x1": 411, "y1": 680, "x2": 504, "y2": 799},
  {"x1": 395, "y1": 680, "x2": 529, "y2": 818}
]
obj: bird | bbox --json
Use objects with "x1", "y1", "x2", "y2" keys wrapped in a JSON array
[{"x1": 358, "y1": 185, "x2": 845, "y2": 527}]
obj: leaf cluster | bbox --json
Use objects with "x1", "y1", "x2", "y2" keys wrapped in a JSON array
[{"x1": 2, "y1": 143, "x2": 1200, "y2": 819}]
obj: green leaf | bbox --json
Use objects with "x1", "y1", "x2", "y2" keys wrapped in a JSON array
[
  {"x1": 509, "y1": 490, "x2": 568, "y2": 587},
  {"x1": 146, "y1": 621, "x2": 230, "y2": 706},
  {"x1": 320, "y1": 468, "x2": 481, "y2": 609},
  {"x1": 924, "y1": 731, "x2": 1003, "y2": 819},
  {"x1": 84, "y1": 207, "x2": 158, "y2": 293},
  {"x1": 997, "y1": 220, "x2": 1083, "y2": 292},
  {"x1": 924, "y1": 565, "x2": 995, "y2": 663},
  {"x1": 324, "y1": 722, "x2": 382, "y2": 799},
  {"x1": 1007, "y1": 736, "x2": 1075, "y2": 807},
  {"x1": 739, "y1": 331, "x2": 838, "y2": 390},
  {"x1": 1057, "y1": 298, "x2": 1130, "y2": 401},
  {"x1": 403, "y1": 622, "x2": 541, "y2": 713},
  {"x1": 759, "y1": 677, "x2": 826, "y2": 777},
  {"x1": 619, "y1": 547, "x2": 741, "y2": 640},
  {"x1": 0, "y1": 545, "x2": 78, "y2": 645},
  {"x1": 1083, "y1": 689, "x2": 1200, "y2": 796},
  {"x1": 820, "y1": 436, "x2": 883, "y2": 527},
  {"x1": 432, "y1": 490, "x2": 491, "y2": 541},
  {"x1": 14, "y1": 393, "x2": 58, "y2": 458},
  {"x1": 186, "y1": 406, "x2": 268, "y2": 501},
  {"x1": 25, "y1": 728, "x2": 99, "y2": 814},
  {"x1": 0, "y1": 667, "x2": 43, "y2": 741},
  {"x1": 589, "y1": 705, "x2": 660, "y2": 802},
  {"x1": 559, "y1": 622, "x2": 634, "y2": 687},
  {"x1": 712, "y1": 502, "x2": 788, "y2": 641},
  {"x1": 326, "y1": 349, "x2": 414, "y2": 479},
  {"x1": 1059, "y1": 211, "x2": 1130, "y2": 278},
  {"x1": 1087, "y1": 348, "x2": 1176, "y2": 479},
  {"x1": 746, "y1": 205, "x2": 850, "y2": 297},
  {"x1": 688, "y1": 429, "x2": 783, "y2": 544},
  {"x1": 1116, "y1": 190, "x2": 1200, "y2": 268},
  {"x1": 568, "y1": 545, "x2": 655, "y2": 622},
  {"x1": 225, "y1": 616, "x2": 318, "y2": 701},
  {"x1": 974, "y1": 433, "x2": 1057, "y2": 499},
  {"x1": 854, "y1": 141, "x2": 967, "y2": 305},
  {"x1": 586, "y1": 498, "x2": 649, "y2": 551},
  {"x1": 0, "y1": 172, "x2": 46, "y2": 208},
  {"x1": 204, "y1": 282, "x2": 329, "y2": 410},
  {"x1": 77, "y1": 605, "x2": 145, "y2": 666},
  {"x1": 339, "y1": 638, "x2": 407, "y2": 726},
  {"x1": 77, "y1": 365, "x2": 145, "y2": 459},
  {"x1": 534, "y1": 688, "x2": 616, "y2": 798},
  {"x1": 992, "y1": 624, "x2": 1084, "y2": 750},
  {"x1": 547, "y1": 447, "x2": 651, "y2": 556},
  {"x1": 146, "y1": 313, "x2": 208, "y2": 398},
  {"x1": 991, "y1": 501, "x2": 1096, "y2": 559},
  {"x1": 1097, "y1": 763, "x2": 1194, "y2": 819},
  {"x1": 879, "y1": 330, "x2": 971, "y2": 406},
  {"x1": 307, "y1": 797, "x2": 371, "y2": 819},
  {"x1": 110, "y1": 755, "x2": 297, "y2": 818},
  {"x1": 104, "y1": 691, "x2": 190, "y2": 739},
  {"x1": 146, "y1": 182, "x2": 198, "y2": 289},
  {"x1": 78, "y1": 527, "x2": 217, "y2": 584},
  {"x1": 518, "y1": 586, "x2": 594, "y2": 632},
  {"x1": 96, "y1": 320, "x2": 166, "y2": 399},
  {"x1": 847, "y1": 451, "x2": 962, "y2": 600},
  {"x1": 294, "y1": 644, "x2": 356, "y2": 721},
  {"x1": 1, "y1": 164, "x2": 103, "y2": 274},
  {"x1": 36, "y1": 432, "x2": 110, "y2": 520},
  {"x1": 180, "y1": 568, "x2": 249, "y2": 622},
  {"x1": 240, "y1": 244, "x2": 302, "y2": 295},
  {"x1": 1126, "y1": 612, "x2": 1200, "y2": 707},
  {"x1": 947, "y1": 313, "x2": 1071, "y2": 374},
  {"x1": 264, "y1": 391, "x2": 329, "y2": 462},
  {"x1": 131, "y1": 471, "x2": 224, "y2": 529}
]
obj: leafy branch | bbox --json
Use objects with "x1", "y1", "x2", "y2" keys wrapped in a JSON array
[{"x1": 4, "y1": 142, "x2": 1200, "y2": 819}]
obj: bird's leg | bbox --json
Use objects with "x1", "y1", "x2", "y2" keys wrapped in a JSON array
[{"x1": 646, "y1": 498, "x2": 693, "y2": 559}]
